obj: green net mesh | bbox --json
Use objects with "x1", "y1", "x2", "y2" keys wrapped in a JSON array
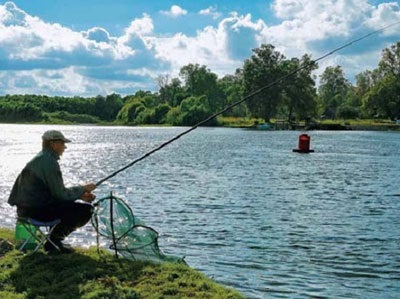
[{"x1": 91, "y1": 193, "x2": 185, "y2": 264}]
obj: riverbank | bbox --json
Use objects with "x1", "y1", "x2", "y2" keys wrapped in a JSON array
[
  {"x1": 239, "y1": 119, "x2": 400, "y2": 131},
  {"x1": 0, "y1": 228, "x2": 244, "y2": 299},
  {"x1": 2, "y1": 117, "x2": 400, "y2": 131}
]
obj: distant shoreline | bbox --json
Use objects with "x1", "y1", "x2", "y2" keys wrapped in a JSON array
[{"x1": 1, "y1": 120, "x2": 400, "y2": 131}]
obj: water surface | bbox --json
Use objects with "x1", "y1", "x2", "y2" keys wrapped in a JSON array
[{"x1": 1, "y1": 124, "x2": 399, "y2": 298}]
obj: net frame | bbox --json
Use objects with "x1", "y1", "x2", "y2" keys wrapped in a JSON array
[
  {"x1": 91, "y1": 192, "x2": 136, "y2": 258},
  {"x1": 91, "y1": 192, "x2": 185, "y2": 264}
]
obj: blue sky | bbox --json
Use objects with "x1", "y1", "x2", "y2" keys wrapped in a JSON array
[{"x1": 0, "y1": 0, "x2": 399, "y2": 96}]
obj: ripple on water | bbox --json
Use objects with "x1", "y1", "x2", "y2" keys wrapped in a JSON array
[{"x1": 1, "y1": 126, "x2": 400, "y2": 299}]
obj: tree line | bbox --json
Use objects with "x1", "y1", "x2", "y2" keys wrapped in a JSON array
[{"x1": 1, "y1": 41, "x2": 399, "y2": 125}]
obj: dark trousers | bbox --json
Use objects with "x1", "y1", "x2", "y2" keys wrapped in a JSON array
[{"x1": 17, "y1": 201, "x2": 93, "y2": 242}]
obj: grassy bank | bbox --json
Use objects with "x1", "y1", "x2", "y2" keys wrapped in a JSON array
[
  {"x1": 0, "y1": 228, "x2": 244, "y2": 299},
  {"x1": 208, "y1": 117, "x2": 400, "y2": 130}
]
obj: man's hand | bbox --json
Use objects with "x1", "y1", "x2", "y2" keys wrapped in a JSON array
[
  {"x1": 81, "y1": 192, "x2": 96, "y2": 203},
  {"x1": 83, "y1": 183, "x2": 96, "y2": 192}
]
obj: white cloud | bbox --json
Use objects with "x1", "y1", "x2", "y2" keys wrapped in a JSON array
[
  {"x1": 271, "y1": 0, "x2": 371, "y2": 23},
  {"x1": 0, "y1": 66, "x2": 156, "y2": 96},
  {"x1": 0, "y1": 68, "x2": 89, "y2": 95},
  {"x1": 160, "y1": 5, "x2": 187, "y2": 18},
  {"x1": 152, "y1": 0, "x2": 400, "y2": 83},
  {"x1": 0, "y1": 2, "x2": 125, "y2": 63},
  {"x1": 262, "y1": 1, "x2": 399, "y2": 58},
  {"x1": 269, "y1": 0, "x2": 371, "y2": 44},
  {"x1": 123, "y1": 13, "x2": 154, "y2": 37},
  {"x1": 84, "y1": 27, "x2": 112, "y2": 43},
  {"x1": 118, "y1": 13, "x2": 154, "y2": 56},
  {"x1": 0, "y1": 3, "x2": 167, "y2": 95},
  {"x1": 264, "y1": 0, "x2": 400, "y2": 82},
  {"x1": 221, "y1": 13, "x2": 266, "y2": 60},
  {"x1": 0, "y1": 1, "x2": 26, "y2": 26},
  {"x1": 271, "y1": 0, "x2": 304, "y2": 19},
  {"x1": 0, "y1": 1, "x2": 399, "y2": 96},
  {"x1": 366, "y1": 2, "x2": 400, "y2": 35},
  {"x1": 199, "y1": 6, "x2": 221, "y2": 19},
  {"x1": 150, "y1": 13, "x2": 267, "y2": 77}
]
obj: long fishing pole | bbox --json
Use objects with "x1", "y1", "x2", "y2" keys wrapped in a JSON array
[{"x1": 95, "y1": 21, "x2": 400, "y2": 187}]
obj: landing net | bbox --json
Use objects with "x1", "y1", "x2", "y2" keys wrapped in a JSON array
[{"x1": 91, "y1": 193, "x2": 185, "y2": 263}]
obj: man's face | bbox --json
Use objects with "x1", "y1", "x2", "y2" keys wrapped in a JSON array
[{"x1": 50, "y1": 140, "x2": 66, "y2": 155}]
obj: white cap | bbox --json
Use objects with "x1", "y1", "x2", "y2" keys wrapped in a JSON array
[{"x1": 42, "y1": 130, "x2": 72, "y2": 143}]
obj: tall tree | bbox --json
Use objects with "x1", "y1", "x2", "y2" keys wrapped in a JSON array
[
  {"x1": 378, "y1": 41, "x2": 400, "y2": 76},
  {"x1": 318, "y1": 66, "x2": 350, "y2": 119},
  {"x1": 217, "y1": 74, "x2": 247, "y2": 117},
  {"x1": 179, "y1": 64, "x2": 223, "y2": 112},
  {"x1": 280, "y1": 55, "x2": 318, "y2": 121},
  {"x1": 241, "y1": 44, "x2": 285, "y2": 122},
  {"x1": 346, "y1": 69, "x2": 380, "y2": 118},
  {"x1": 94, "y1": 94, "x2": 123, "y2": 121},
  {"x1": 363, "y1": 42, "x2": 400, "y2": 119},
  {"x1": 355, "y1": 69, "x2": 380, "y2": 98},
  {"x1": 363, "y1": 75, "x2": 400, "y2": 119},
  {"x1": 157, "y1": 75, "x2": 185, "y2": 107}
]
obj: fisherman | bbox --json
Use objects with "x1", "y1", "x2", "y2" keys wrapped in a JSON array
[{"x1": 8, "y1": 130, "x2": 97, "y2": 253}]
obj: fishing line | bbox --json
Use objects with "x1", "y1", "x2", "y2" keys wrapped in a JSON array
[{"x1": 95, "y1": 20, "x2": 400, "y2": 186}]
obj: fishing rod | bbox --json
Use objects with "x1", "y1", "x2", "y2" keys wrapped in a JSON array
[{"x1": 95, "y1": 21, "x2": 400, "y2": 187}]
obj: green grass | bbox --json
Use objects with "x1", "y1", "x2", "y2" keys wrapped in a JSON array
[
  {"x1": 217, "y1": 116, "x2": 262, "y2": 127},
  {"x1": 320, "y1": 118, "x2": 400, "y2": 130},
  {"x1": 0, "y1": 228, "x2": 244, "y2": 299}
]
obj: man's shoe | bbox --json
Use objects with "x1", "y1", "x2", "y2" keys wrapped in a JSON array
[
  {"x1": 44, "y1": 241, "x2": 74, "y2": 254},
  {"x1": 57, "y1": 242, "x2": 74, "y2": 254}
]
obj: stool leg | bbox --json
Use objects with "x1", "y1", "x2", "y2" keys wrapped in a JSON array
[
  {"x1": 19, "y1": 222, "x2": 39, "y2": 252},
  {"x1": 18, "y1": 237, "x2": 30, "y2": 251},
  {"x1": 24, "y1": 223, "x2": 61, "y2": 254},
  {"x1": 42, "y1": 224, "x2": 61, "y2": 252},
  {"x1": 17, "y1": 219, "x2": 63, "y2": 254},
  {"x1": 32, "y1": 229, "x2": 47, "y2": 253}
]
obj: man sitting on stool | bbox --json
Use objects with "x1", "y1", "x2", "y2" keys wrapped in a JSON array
[{"x1": 8, "y1": 130, "x2": 96, "y2": 253}]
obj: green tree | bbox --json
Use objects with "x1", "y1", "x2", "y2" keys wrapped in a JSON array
[
  {"x1": 157, "y1": 75, "x2": 186, "y2": 106},
  {"x1": 116, "y1": 100, "x2": 139, "y2": 124},
  {"x1": 116, "y1": 93, "x2": 167, "y2": 125},
  {"x1": 279, "y1": 55, "x2": 318, "y2": 121},
  {"x1": 217, "y1": 74, "x2": 247, "y2": 117},
  {"x1": 355, "y1": 70, "x2": 380, "y2": 98},
  {"x1": 0, "y1": 101, "x2": 43, "y2": 122},
  {"x1": 362, "y1": 42, "x2": 400, "y2": 119},
  {"x1": 241, "y1": 44, "x2": 285, "y2": 122},
  {"x1": 93, "y1": 94, "x2": 123, "y2": 121},
  {"x1": 179, "y1": 64, "x2": 223, "y2": 112},
  {"x1": 363, "y1": 75, "x2": 400, "y2": 119},
  {"x1": 318, "y1": 66, "x2": 350, "y2": 119},
  {"x1": 153, "y1": 103, "x2": 171, "y2": 124},
  {"x1": 165, "y1": 95, "x2": 215, "y2": 126},
  {"x1": 378, "y1": 41, "x2": 400, "y2": 76}
]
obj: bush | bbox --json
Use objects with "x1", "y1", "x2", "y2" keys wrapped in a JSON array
[
  {"x1": 165, "y1": 107, "x2": 182, "y2": 126},
  {"x1": 116, "y1": 99, "x2": 147, "y2": 124},
  {"x1": 134, "y1": 108, "x2": 155, "y2": 125},
  {"x1": 45, "y1": 111, "x2": 100, "y2": 123},
  {"x1": 337, "y1": 105, "x2": 360, "y2": 119},
  {"x1": 153, "y1": 103, "x2": 171, "y2": 124},
  {"x1": 0, "y1": 102, "x2": 43, "y2": 122}
]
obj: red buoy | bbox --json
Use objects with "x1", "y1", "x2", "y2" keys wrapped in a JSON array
[{"x1": 293, "y1": 134, "x2": 314, "y2": 153}]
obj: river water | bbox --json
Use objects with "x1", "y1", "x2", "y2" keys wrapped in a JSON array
[{"x1": 1, "y1": 124, "x2": 399, "y2": 298}]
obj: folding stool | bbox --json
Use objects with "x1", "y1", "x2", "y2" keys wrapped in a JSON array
[{"x1": 17, "y1": 217, "x2": 62, "y2": 253}]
